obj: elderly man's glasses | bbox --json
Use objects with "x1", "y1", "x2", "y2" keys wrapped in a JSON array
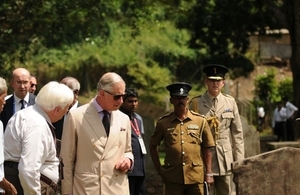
[{"x1": 104, "y1": 90, "x2": 125, "y2": 100}]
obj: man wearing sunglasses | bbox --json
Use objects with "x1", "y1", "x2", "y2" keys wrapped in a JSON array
[
  {"x1": 60, "y1": 72, "x2": 133, "y2": 195},
  {"x1": 29, "y1": 75, "x2": 37, "y2": 94}
]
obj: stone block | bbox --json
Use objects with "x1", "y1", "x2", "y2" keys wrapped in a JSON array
[
  {"x1": 266, "y1": 141, "x2": 300, "y2": 151},
  {"x1": 232, "y1": 147, "x2": 300, "y2": 195},
  {"x1": 240, "y1": 116, "x2": 260, "y2": 157}
]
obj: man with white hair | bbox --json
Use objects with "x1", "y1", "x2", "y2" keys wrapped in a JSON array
[{"x1": 4, "y1": 81, "x2": 74, "y2": 195}]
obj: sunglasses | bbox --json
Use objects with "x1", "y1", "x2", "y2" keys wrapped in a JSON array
[
  {"x1": 31, "y1": 84, "x2": 37, "y2": 88},
  {"x1": 104, "y1": 90, "x2": 125, "y2": 100}
]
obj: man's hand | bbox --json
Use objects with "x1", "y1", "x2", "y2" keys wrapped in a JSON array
[
  {"x1": 205, "y1": 174, "x2": 214, "y2": 187},
  {"x1": 115, "y1": 157, "x2": 132, "y2": 173},
  {"x1": 0, "y1": 178, "x2": 17, "y2": 195}
]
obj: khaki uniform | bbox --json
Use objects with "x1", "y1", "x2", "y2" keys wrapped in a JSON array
[
  {"x1": 150, "y1": 110, "x2": 215, "y2": 185},
  {"x1": 189, "y1": 92, "x2": 244, "y2": 195}
]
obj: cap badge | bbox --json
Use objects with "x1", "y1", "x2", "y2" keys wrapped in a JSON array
[
  {"x1": 180, "y1": 88, "x2": 184, "y2": 94},
  {"x1": 214, "y1": 68, "x2": 217, "y2": 74}
]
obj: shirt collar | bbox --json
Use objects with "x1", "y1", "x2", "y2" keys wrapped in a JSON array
[
  {"x1": 92, "y1": 97, "x2": 110, "y2": 114},
  {"x1": 14, "y1": 92, "x2": 30, "y2": 103},
  {"x1": 207, "y1": 92, "x2": 220, "y2": 102},
  {"x1": 69, "y1": 101, "x2": 78, "y2": 111}
]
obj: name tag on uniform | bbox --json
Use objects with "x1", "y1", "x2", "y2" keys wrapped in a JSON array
[{"x1": 138, "y1": 136, "x2": 147, "y2": 154}]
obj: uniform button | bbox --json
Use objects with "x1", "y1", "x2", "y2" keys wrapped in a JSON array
[
  {"x1": 182, "y1": 151, "x2": 185, "y2": 155},
  {"x1": 181, "y1": 141, "x2": 184, "y2": 144},
  {"x1": 181, "y1": 122, "x2": 183, "y2": 125},
  {"x1": 183, "y1": 163, "x2": 185, "y2": 166},
  {"x1": 181, "y1": 131, "x2": 184, "y2": 135}
]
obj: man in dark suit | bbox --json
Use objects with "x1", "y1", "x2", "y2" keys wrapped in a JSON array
[
  {"x1": 0, "y1": 68, "x2": 36, "y2": 130},
  {"x1": 52, "y1": 76, "x2": 81, "y2": 140},
  {"x1": 119, "y1": 88, "x2": 146, "y2": 195}
]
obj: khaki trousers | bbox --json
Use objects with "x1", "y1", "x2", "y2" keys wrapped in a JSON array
[{"x1": 210, "y1": 175, "x2": 235, "y2": 195}]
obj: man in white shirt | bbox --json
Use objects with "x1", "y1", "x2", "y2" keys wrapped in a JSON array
[
  {"x1": 272, "y1": 101, "x2": 287, "y2": 141},
  {"x1": 282, "y1": 96, "x2": 298, "y2": 141},
  {"x1": 4, "y1": 81, "x2": 73, "y2": 195}
]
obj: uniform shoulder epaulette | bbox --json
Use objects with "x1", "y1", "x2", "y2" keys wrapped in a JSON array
[
  {"x1": 190, "y1": 95, "x2": 202, "y2": 100},
  {"x1": 222, "y1": 93, "x2": 234, "y2": 98},
  {"x1": 190, "y1": 110, "x2": 205, "y2": 118},
  {"x1": 157, "y1": 112, "x2": 172, "y2": 121}
]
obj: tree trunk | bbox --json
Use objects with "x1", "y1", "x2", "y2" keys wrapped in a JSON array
[{"x1": 288, "y1": 0, "x2": 300, "y2": 117}]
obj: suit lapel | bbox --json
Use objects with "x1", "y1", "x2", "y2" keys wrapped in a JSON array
[
  {"x1": 28, "y1": 93, "x2": 36, "y2": 106},
  {"x1": 6, "y1": 96, "x2": 14, "y2": 118},
  {"x1": 83, "y1": 103, "x2": 121, "y2": 159},
  {"x1": 202, "y1": 93, "x2": 211, "y2": 109},
  {"x1": 84, "y1": 103, "x2": 106, "y2": 140},
  {"x1": 102, "y1": 111, "x2": 119, "y2": 157}
]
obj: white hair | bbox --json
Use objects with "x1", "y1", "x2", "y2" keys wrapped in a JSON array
[
  {"x1": 0, "y1": 77, "x2": 7, "y2": 95},
  {"x1": 35, "y1": 81, "x2": 74, "y2": 111}
]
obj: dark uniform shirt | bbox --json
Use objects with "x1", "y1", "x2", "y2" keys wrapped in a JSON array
[{"x1": 150, "y1": 110, "x2": 214, "y2": 184}]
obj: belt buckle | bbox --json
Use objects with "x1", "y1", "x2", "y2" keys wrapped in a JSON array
[{"x1": 50, "y1": 182, "x2": 58, "y2": 191}]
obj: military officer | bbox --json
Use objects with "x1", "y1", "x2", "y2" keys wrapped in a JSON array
[
  {"x1": 149, "y1": 82, "x2": 215, "y2": 195},
  {"x1": 189, "y1": 64, "x2": 244, "y2": 195}
]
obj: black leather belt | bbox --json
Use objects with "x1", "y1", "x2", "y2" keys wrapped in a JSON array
[
  {"x1": 5, "y1": 161, "x2": 58, "y2": 192},
  {"x1": 40, "y1": 174, "x2": 58, "y2": 192},
  {"x1": 4, "y1": 161, "x2": 19, "y2": 169}
]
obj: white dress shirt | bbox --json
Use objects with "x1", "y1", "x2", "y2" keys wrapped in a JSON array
[
  {"x1": 272, "y1": 107, "x2": 287, "y2": 128},
  {"x1": 4, "y1": 104, "x2": 59, "y2": 194},
  {"x1": 285, "y1": 101, "x2": 298, "y2": 119},
  {"x1": 13, "y1": 93, "x2": 30, "y2": 113}
]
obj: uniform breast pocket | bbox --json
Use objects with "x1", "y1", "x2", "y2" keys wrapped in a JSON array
[
  {"x1": 166, "y1": 131, "x2": 178, "y2": 145},
  {"x1": 221, "y1": 112, "x2": 234, "y2": 128},
  {"x1": 188, "y1": 130, "x2": 201, "y2": 144}
]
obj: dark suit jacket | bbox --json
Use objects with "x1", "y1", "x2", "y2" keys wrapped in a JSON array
[
  {"x1": 119, "y1": 107, "x2": 146, "y2": 177},
  {"x1": 128, "y1": 113, "x2": 146, "y2": 177},
  {"x1": 0, "y1": 93, "x2": 36, "y2": 130}
]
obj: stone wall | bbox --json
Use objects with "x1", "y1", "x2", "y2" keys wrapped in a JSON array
[{"x1": 232, "y1": 147, "x2": 300, "y2": 195}]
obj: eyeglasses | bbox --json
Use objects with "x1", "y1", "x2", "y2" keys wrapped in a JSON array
[
  {"x1": 15, "y1": 81, "x2": 29, "y2": 85},
  {"x1": 104, "y1": 90, "x2": 125, "y2": 100},
  {"x1": 31, "y1": 84, "x2": 37, "y2": 88}
]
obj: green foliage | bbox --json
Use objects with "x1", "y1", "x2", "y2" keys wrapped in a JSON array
[
  {"x1": 277, "y1": 78, "x2": 293, "y2": 101},
  {"x1": 0, "y1": 0, "x2": 292, "y2": 108},
  {"x1": 254, "y1": 69, "x2": 278, "y2": 106}
]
